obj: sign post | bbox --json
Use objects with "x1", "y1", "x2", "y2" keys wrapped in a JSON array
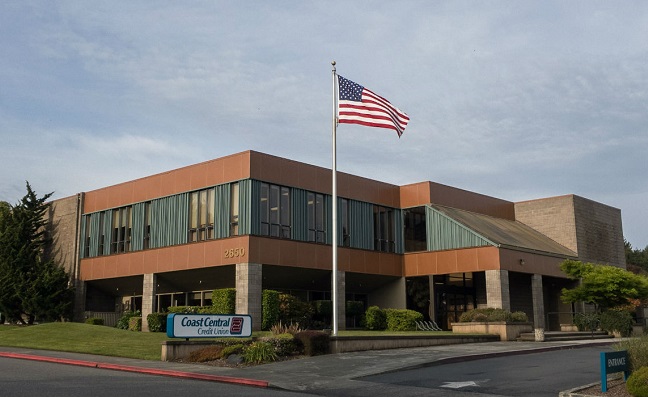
[{"x1": 600, "y1": 350, "x2": 630, "y2": 392}]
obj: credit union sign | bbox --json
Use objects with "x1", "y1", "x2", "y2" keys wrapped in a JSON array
[{"x1": 166, "y1": 313, "x2": 252, "y2": 338}]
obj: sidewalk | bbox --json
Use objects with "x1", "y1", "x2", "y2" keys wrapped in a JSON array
[{"x1": 0, "y1": 339, "x2": 616, "y2": 395}]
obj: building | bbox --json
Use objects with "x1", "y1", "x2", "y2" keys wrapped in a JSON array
[{"x1": 48, "y1": 150, "x2": 626, "y2": 331}]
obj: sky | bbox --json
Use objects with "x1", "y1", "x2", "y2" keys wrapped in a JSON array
[{"x1": 1, "y1": 2, "x2": 647, "y2": 249}]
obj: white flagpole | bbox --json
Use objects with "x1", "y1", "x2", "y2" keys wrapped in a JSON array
[{"x1": 331, "y1": 61, "x2": 338, "y2": 336}]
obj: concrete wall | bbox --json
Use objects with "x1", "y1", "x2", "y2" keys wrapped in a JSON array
[
  {"x1": 515, "y1": 195, "x2": 625, "y2": 268},
  {"x1": 46, "y1": 194, "x2": 81, "y2": 277},
  {"x1": 368, "y1": 277, "x2": 406, "y2": 309}
]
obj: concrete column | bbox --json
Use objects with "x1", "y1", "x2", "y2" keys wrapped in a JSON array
[
  {"x1": 485, "y1": 270, "x2": 511, "y2": 311},
  {"x1": 336, "y1": 271, "x2": 346, "y2": 331},
  {"x1": 428, "y1": 275, "x2": 436, "y2": 321},
  {"x1": 73, "y1": 280, "x2": 87, "y2": 322},
  {"x1": 236, "y1": 263, "x2": 262, "y2": 331},
  {"x1": 532, "y1": 274, "x2": 545, "y2": 341},
  {"x1": 141, "y1": 273, "x2": 157, "y2": 332}
]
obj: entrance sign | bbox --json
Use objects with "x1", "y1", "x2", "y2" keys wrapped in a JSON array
[
  {"x1": 166, "y1": 314, "x2": 252, "y2": 338},
  {"x1": 600, "y1": 350, "x2": 630, "y2": 392}
]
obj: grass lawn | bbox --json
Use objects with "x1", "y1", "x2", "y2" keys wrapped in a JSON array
[{"x1": 0, "y1": 323, "x2": 460, "y2": 361}]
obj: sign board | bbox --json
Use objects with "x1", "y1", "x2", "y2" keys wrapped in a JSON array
[
  {"x1": 600, "y1": 350, "x2": 629, "y2": 392},
  {"x1": 166, "y1": 313, "x2": 252, "y2": 339}
]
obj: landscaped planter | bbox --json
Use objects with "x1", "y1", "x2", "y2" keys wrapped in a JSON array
[{"x1": 451, "y1": 321, "x2": 533, "y2": 341}]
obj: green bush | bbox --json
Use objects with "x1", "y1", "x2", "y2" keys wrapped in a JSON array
[
  {"x1": 261, "y1": 333, "x2": 302, "y2": 356},
  {"x1": 617, "y1": 335, "x2": 648, "y2": 372},
  {"x1": 313, "y1": 300, "x2": 332, "y2": 318},
  {"x1": 459, "y1": 308, "x2": 528, "y2": 323},
  {"x1": 627, "y1": 366, "x2": 648, "y2": 397},
  {"x1": 364, "y1": 306, "x2": 387, "y2": 330},
  {"x1": 600, "y1": 310, "x2": 633, "y2": 337},
  {"x1": 262, "y1": 290, "x2": 281, "y2": 330},
  {"x1": 346, "y1": 301, "x2": 365, "y2": 317},
  {"x1": 294, "y1": 331, "x2": 329, "y2": 356},
  {"x1": 146, "y1": 313, "x2": 167, "y2": 332},
  {"x1": 116, "y1": 310, "x2": 141, "y2": 330},
  {"x1": 212, "y1": 288, "x2": 236, "y2": 314},
  {"x1": 128, "y1": 316, "x2": 142, "y2": 331},
  {"x1": 85, "y1": 317, "x2": 104, "y2": 326},
  {"x1": 279, "y1": 294, "x2": 314, "y2": 327},
  {"x1": 166, "y1": 306, "x2": 216, "y2": 314},
  {"x1": 574, "y1": 312, "x2": 600, "y2": 332},
  {"x1": 221, "y1": 343, "x2": 245, "y2": 358},
  {"x1": 243, "y1": 341, "x2": 277, "y2": 364},
  {"x1": 385, "y1": 309, "x2": 424, "y2": 331}
]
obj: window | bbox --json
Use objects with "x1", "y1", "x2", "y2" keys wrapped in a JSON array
[
  {"x1": 308, "y1": 192, "x2": 326, "y2": 243},
  {"x1": 260, "y1": 182, "x2": 291, "y2": 238},
  {"x1": 404, "y1": 206, "x2": 427, "y2": 252},
  {"x1": 98, "y1": 212, "x2": 104, "y2": 255},
  {"x1": 111, "y1": 206, "x2": 132, "y2": 254},
  {"x1": 143, "y1": 202, "x2": 151, "y2": 249},
  {"x1": 230, "y1": 182, "x2": 239, "y2": 236},
  {"x1": 83, "y1": 216, "x2": 91, "y2": 257},
  {"x1": 340, "y1": 198, "x2": 350, "y2": 247},
  {"x1": 189, "y1": 188, "x2": 215, "y2": 242},
  {"x1": 373, "y1": 205, "x2": 394, "y2": 252}
]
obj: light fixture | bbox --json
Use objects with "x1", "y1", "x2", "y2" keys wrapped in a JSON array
[{"x1": 519, "y1": 259, "x2": 525, "y2": 266}]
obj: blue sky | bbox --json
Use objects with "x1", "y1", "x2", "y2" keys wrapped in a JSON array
[{"x1": 1, "y1": 2, "x2": 647, "y2": 249}]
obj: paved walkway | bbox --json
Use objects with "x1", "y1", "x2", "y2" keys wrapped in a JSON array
[{"x1": 0, "y1": 339, "x2": 615, "y2": 395}]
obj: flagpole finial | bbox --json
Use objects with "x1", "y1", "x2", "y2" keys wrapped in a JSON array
[{"x1": 331, "y1": 60, "x2": 336, "y2": 72}]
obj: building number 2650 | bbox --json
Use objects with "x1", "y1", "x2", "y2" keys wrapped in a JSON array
[{"x1": 224, "y1": 248, "x2": 246, "y2": 258}]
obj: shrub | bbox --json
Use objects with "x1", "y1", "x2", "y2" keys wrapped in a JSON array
[
  {"x1": 364, "y1": 306, "x2": 387, "y2": 330},
  {"x1": 166, "y1": 306, "x2": 216, "y2": 314},
  {"x1": 85, "y1": 317, "x2": 104, "y2": 325},
  {"x1": 243, "y1": 341, "x2": 277, "y2": 364},
  {"x1": 146, "y1": 313, "x2": 167, "y2": 332},
  {"x1": 221, "y1": 343, "x2": 245, "y2": 358},
  {"x1": 617, "y1": 335, "x2": 648, "y2": 371},
  {"x1": 128, "y1": 316, "x2": 142, "y2": 331},
  {"x1": 116, "y1": 310, "x2": 141, "y2": 330},
  {"x1": 294, "y1": 331, "x2": 329, "y2": 356},
  {"x1": 600, "y1": 309, "x2": 633, "y2": 337},
  {"x1": 459, "y1": 308, "x2": 527, "y2": 323},
  {"x1": 574, "y1": 312, "x2": 600, "y2": 332},
  {"x1": 261, "y1": 333, "x2": 302, "y2": 356},
  {"x1": 270, "y1": 320, "x2": 303, "y2": 335},
  {"x1": 510, "y1": 311, "x2": 529, "y2": 323},
  {"x1": 279, "y1": 294, "x2": 314, "y2": 327},
  {"x1": 262, "y1": 290, "x2": 281, "y2": 330},
  {"x1": 212, "y1": 288, "x2": 236, "y2": 314},
  {"x1": 385, "y1": 309, "x2": 424, "y2": 331},
  {"x1": 346, "y1": 301, "x2": 365, "y2": 317},
  {"x1": 627, "y1": 366, "x2": 648, "y2": 397},
  {"x1": 187, "y1": 345, "x2": 224, "y2": 362},
  {"x1": 312, "y1": 300, "x2": 332, "y2": 321}
]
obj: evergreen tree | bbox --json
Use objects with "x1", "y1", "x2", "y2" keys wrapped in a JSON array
[{"x1": 0, "y1": 183, "x2": 74, "y2": 324}]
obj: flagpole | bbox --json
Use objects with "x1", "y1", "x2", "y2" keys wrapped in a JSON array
[{"x1": 331, "y1": 60, "x2": 338, "y2": 336}]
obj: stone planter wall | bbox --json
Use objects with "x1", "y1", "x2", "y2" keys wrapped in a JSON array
[{"x1": 451, "y1": 322, "x2": 533, "y2": 341}]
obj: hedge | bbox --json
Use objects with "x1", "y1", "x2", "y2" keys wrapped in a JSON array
[
  {"x1": 147, "y1": 312, "x2": 167, "y2": 332},
  {"x1": 212, "y1": 288, "x2": 236, "y2": 314},
  {"x1": 385, "y1": 309, "x2": 423, "y2": 331},
  {"x1": 262, "y1": 290, "x2": 281, "y2": 330},
  {"x1": 364, "y1": 306, "x2": 387, "y2": 330}
]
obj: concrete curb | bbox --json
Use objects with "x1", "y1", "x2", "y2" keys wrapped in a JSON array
[{"x1": 0, "y1": 352, "x2": 269, "y2": 388}]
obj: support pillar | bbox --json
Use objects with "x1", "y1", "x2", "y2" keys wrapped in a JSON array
[
  {"x1": 236, "y1": 263, "x2": 262, "y2": 331},
  {"x1": 428, "y1": 275, "x2": 436, "y2": 322},
  {"x1": 141, "y1": 273, "x2": 157, "y2": 332},
  {"x1": 485, "y1": 270, "x2": 511, "y2": 311},
  {"x1": 532, "y1": 274, "x2": 545, "y2": 341},
  {"x1": 336, "y1": 271, "x2": 346, "y2": 331}
]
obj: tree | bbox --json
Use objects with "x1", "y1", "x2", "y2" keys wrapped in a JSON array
[
  {"x1": 0, "y1": 182, "x2": 74, "y2": 324},
  {"x1": 625, "y1": 240, "x2": 648, "y2": 272},
  {"x1": 560, "y1": 259, "x2": 648, "y2": 311}
]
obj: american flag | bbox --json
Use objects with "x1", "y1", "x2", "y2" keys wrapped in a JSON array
[{"x1": 337, "y1": 75, "x2": 410, "y2": 137}]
